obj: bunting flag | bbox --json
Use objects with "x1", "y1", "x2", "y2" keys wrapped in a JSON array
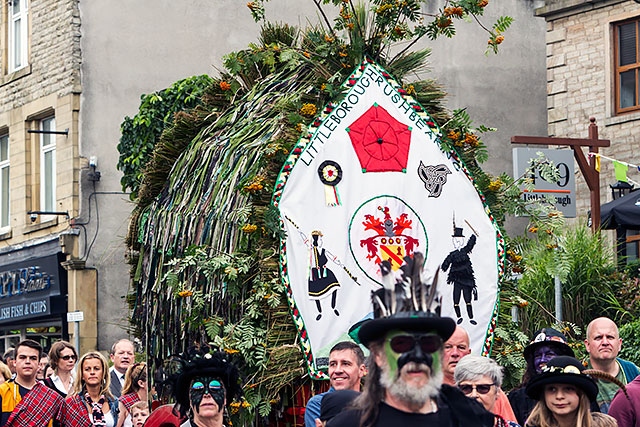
[
  {"x1": 614, "y1": 160, "x2": 629, "y2": 183},
  {"x1": 273, "y1": 59, "x2": 504, "y2": 378},
  {"x1": 588, "y1": 152, "x2": 640, "y2": 186}
]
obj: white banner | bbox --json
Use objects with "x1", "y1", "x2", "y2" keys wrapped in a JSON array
[{"x1": 274, "y1": 60, "x2": 504, "y2": 378}]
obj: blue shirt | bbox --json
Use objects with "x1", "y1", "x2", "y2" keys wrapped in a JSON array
[{"x1": 304, "y1": 387, "x2": 334, "y2": 427}]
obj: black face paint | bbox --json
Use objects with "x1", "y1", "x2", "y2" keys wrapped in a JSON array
[
  {"x1": 190, "y1": 377, "x2": 225, "y2": 413},
  {"x1": 396, "y1": 339, "x2": 434, "y2": 373}
]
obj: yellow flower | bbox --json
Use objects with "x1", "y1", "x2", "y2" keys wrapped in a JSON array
[
  {"x1": 324, "y1": 35, "x2": 334, "y2": 43},
  {"x1": 229, "y1": 401, "x2": 241, "y2": 414},
  {"x1": 464, "y1": 133, "x2": 479, "y2": 147},
  {"x1": 219, "y1": 81, "x2": 231, "y2": 91},
  {"x1": 303, "y1": 51, "x2": 311, "y2": 58},
  {"x1": 405, "y1": 84, "x2": 416, "y2": 95},
  {"x1": 178, "y1": 290, "x2": 193, "y2": 298},
  {"x1": 224, "y1": 348, "x2": 240, "y2": 354},
  {"x1": 300, "y1": 103, "x2": 318, "y2": 117},
  {"x1": 528, "y1": 227, "x2": 538, "y2": 233},
  {"x1": 241, "y1": 401, "x2": 251, "y2": 408},
  {"x1": 242, "y1": 224, "x2": 258, "y2": 233},
  {"x1": 377, "y1": 4, "x2": 393, "y2": 14},
  {"x1": 447, "y1": 130, "x2": 461, "y2": 142},
  {"x1": 488, "y1": 179, "x2": 503, "y2": 192}
]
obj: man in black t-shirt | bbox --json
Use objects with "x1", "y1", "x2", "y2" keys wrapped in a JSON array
[{"x1": 328, "y1": 260, "x2": 495, "y2": 427}]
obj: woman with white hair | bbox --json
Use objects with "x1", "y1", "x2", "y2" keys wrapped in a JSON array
[{"x1": 454, "y1": 355, "x2": 521, "y2": 427}]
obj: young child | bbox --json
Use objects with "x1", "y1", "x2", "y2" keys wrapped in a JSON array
[
  {"x1": 130, "y1": 401, "x2": 150, "y2": 427},
  {"x1": 524, "y1": 356, "x2": 598, "y2": 427}
]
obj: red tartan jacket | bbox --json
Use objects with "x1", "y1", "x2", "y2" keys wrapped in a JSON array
[
  {"x1": 3, "y1": 381, "x2": 64, "y2": 427},
  {"x1": 119, "y1": 393, "x2": 140, "y2": 412},
  {"x1": 59, "y1": 394, "x2": 119, "y2": 427}
]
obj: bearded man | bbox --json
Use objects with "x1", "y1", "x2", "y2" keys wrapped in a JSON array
[{"x1": 328, "y1": 258, "x2": 495, "y2": 427}]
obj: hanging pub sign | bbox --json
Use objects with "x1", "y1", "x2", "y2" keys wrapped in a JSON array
[
  {"x1": 512, "y1": 148, "x2": 576, "y2": 218},
  {"x1": 273, "y1": 59, "x2": 504, "y2": 378}
]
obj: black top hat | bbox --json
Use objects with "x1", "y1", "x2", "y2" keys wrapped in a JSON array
[
  {"x1": 523, "y1": 328, "x2": 574, "y2": 361},
  {"x1": 358, "y1": 311, "x2": 456, "y2": 347},
  {"x1": 356, "y1": 251, "x2": 456, "y2": 347},
  {"x1": 526, "y1": 356, "x2": 598, "y2": 402},
  {"x1": 452, "y1": 227, "x2": 465, "y2": 238}
]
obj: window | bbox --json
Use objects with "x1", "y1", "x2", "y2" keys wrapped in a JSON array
[
  {"x1": 8, "y1": 0, "x2": 29, "y2": 72},
  {"x1": 0, "y1": 134, "x2": 8, "y2": 229},
  {"x1": 615, "y1": 18, "x2": 640, "y2": 114},
  {"x1": 40, "y1": 117, "x2": 56, "y2": 213}
]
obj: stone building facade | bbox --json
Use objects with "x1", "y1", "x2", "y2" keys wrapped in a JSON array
[
  {"x1": 537, "y1": 0, "x2": 640, "y2": 219},
  {"x1": 0, "y1": 0, "x2": 548, "y2": 354}
]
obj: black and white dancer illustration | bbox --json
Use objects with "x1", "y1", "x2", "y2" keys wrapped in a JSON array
[
  {"x1": 308, "y1": 230, "x2": 341, "y2": 321},
  {"x1": 441, "y1": 220, "x2": 478, "y2": 325}
]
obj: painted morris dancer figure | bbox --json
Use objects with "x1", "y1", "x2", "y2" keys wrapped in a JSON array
[
  {"x1": 441, "y1": 222, "x2": 477, "y2": 325},
  {"x1": 308, "y1": 230, "x2": 341, "y2": 321}
]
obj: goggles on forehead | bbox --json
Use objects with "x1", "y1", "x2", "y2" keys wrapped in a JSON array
[
  {"x1": 191, "y1": 379, "x2": 223, "y2": 393},
  {"x1": 387, "y1": 334, "x2": 442, "y2": 354}
]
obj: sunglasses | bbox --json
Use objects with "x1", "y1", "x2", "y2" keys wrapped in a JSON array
[
  {"x1": 458, "y1": 383, "x2": 495, "y2": 395},
  {"x1": 61, "y1": 355, "x2": 77, "y2": 361},
  {"x1": 191, "y1": 379, "x2": 222, "y2": 394},
  {"x1": 387, "y1": 334, "x2": 443, "y2": 354}
]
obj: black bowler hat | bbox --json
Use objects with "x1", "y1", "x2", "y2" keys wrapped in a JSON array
[
  {"x1": 526, "y1": 356, "x2": 598, "y2": 402},
  {"x1": 356, "y1": 252, "x2": 456, "y2": 348},
  {"x1": 523, "y1": 328, "x2": 574, "y2": 362}
]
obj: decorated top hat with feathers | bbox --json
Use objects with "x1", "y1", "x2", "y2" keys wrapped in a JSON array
[{"x1": 357, "y1": 251, "x2": 456, "y2": 347}]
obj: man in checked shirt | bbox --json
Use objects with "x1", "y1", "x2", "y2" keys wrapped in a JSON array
[{"x1": 0, "y1": 339, "x2": 64, "y2": 426}]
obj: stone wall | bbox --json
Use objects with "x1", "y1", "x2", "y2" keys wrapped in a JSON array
[
  {"x1": 539, "y1": 0, "x2": 640, "y2": 218},
  {"x1": 0, "y1": 0, "x2": 80, "y2": 112}
]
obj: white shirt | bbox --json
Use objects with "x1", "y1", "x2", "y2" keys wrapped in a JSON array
[
  {"x1": 109, "y1": 366, "x2": 125, "y2": 386},
  {"x1": 92, "y1": 409, "x2": 115, "y2": 427},
  {"x1": 50, "y1": 372, "x2": 75, "y2": 395}
]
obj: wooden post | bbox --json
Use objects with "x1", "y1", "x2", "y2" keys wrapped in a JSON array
[{"x1": 511, "y1": 117, "x2": 610, "y2": 231}]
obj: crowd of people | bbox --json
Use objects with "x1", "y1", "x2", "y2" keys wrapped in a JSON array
[
  {"x1": 0, "y1": 314, "x2": 637, "y2": 427},
  {"x1": 303, "y1": 316, "x2": 639, "y2": 427}
]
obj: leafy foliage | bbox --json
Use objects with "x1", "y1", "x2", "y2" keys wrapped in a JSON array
[
  {"x1": 120, "y1": 2, "x2": 520, "y2": 425},
  {"x1": 508, "y1": 222, "x2": 632, "y2": 336},
  {"x1": 619, "y1": 319, "x2": 640, "y2": 365},
  {"x1": 117, "y1": 75, "x2": 213, "y2": 199}
]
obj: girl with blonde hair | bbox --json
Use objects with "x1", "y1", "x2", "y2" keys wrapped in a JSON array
[{"x1": 525, "y1": 356, "x2": 597, "y2": 427}]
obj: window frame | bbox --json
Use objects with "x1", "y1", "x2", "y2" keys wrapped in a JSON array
[
  {"x1": 8, "y1": 0, "x2": 29, "y2": 73},
  {"x1": 39, "y1": 116, "x2": 56, "y2": 216},
  {"x1": 614, "y1": 17, "x2": 640, "y2": 115},
  {"x1": 0, "y1": 133, "x2": 9, "y2": 230}
]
